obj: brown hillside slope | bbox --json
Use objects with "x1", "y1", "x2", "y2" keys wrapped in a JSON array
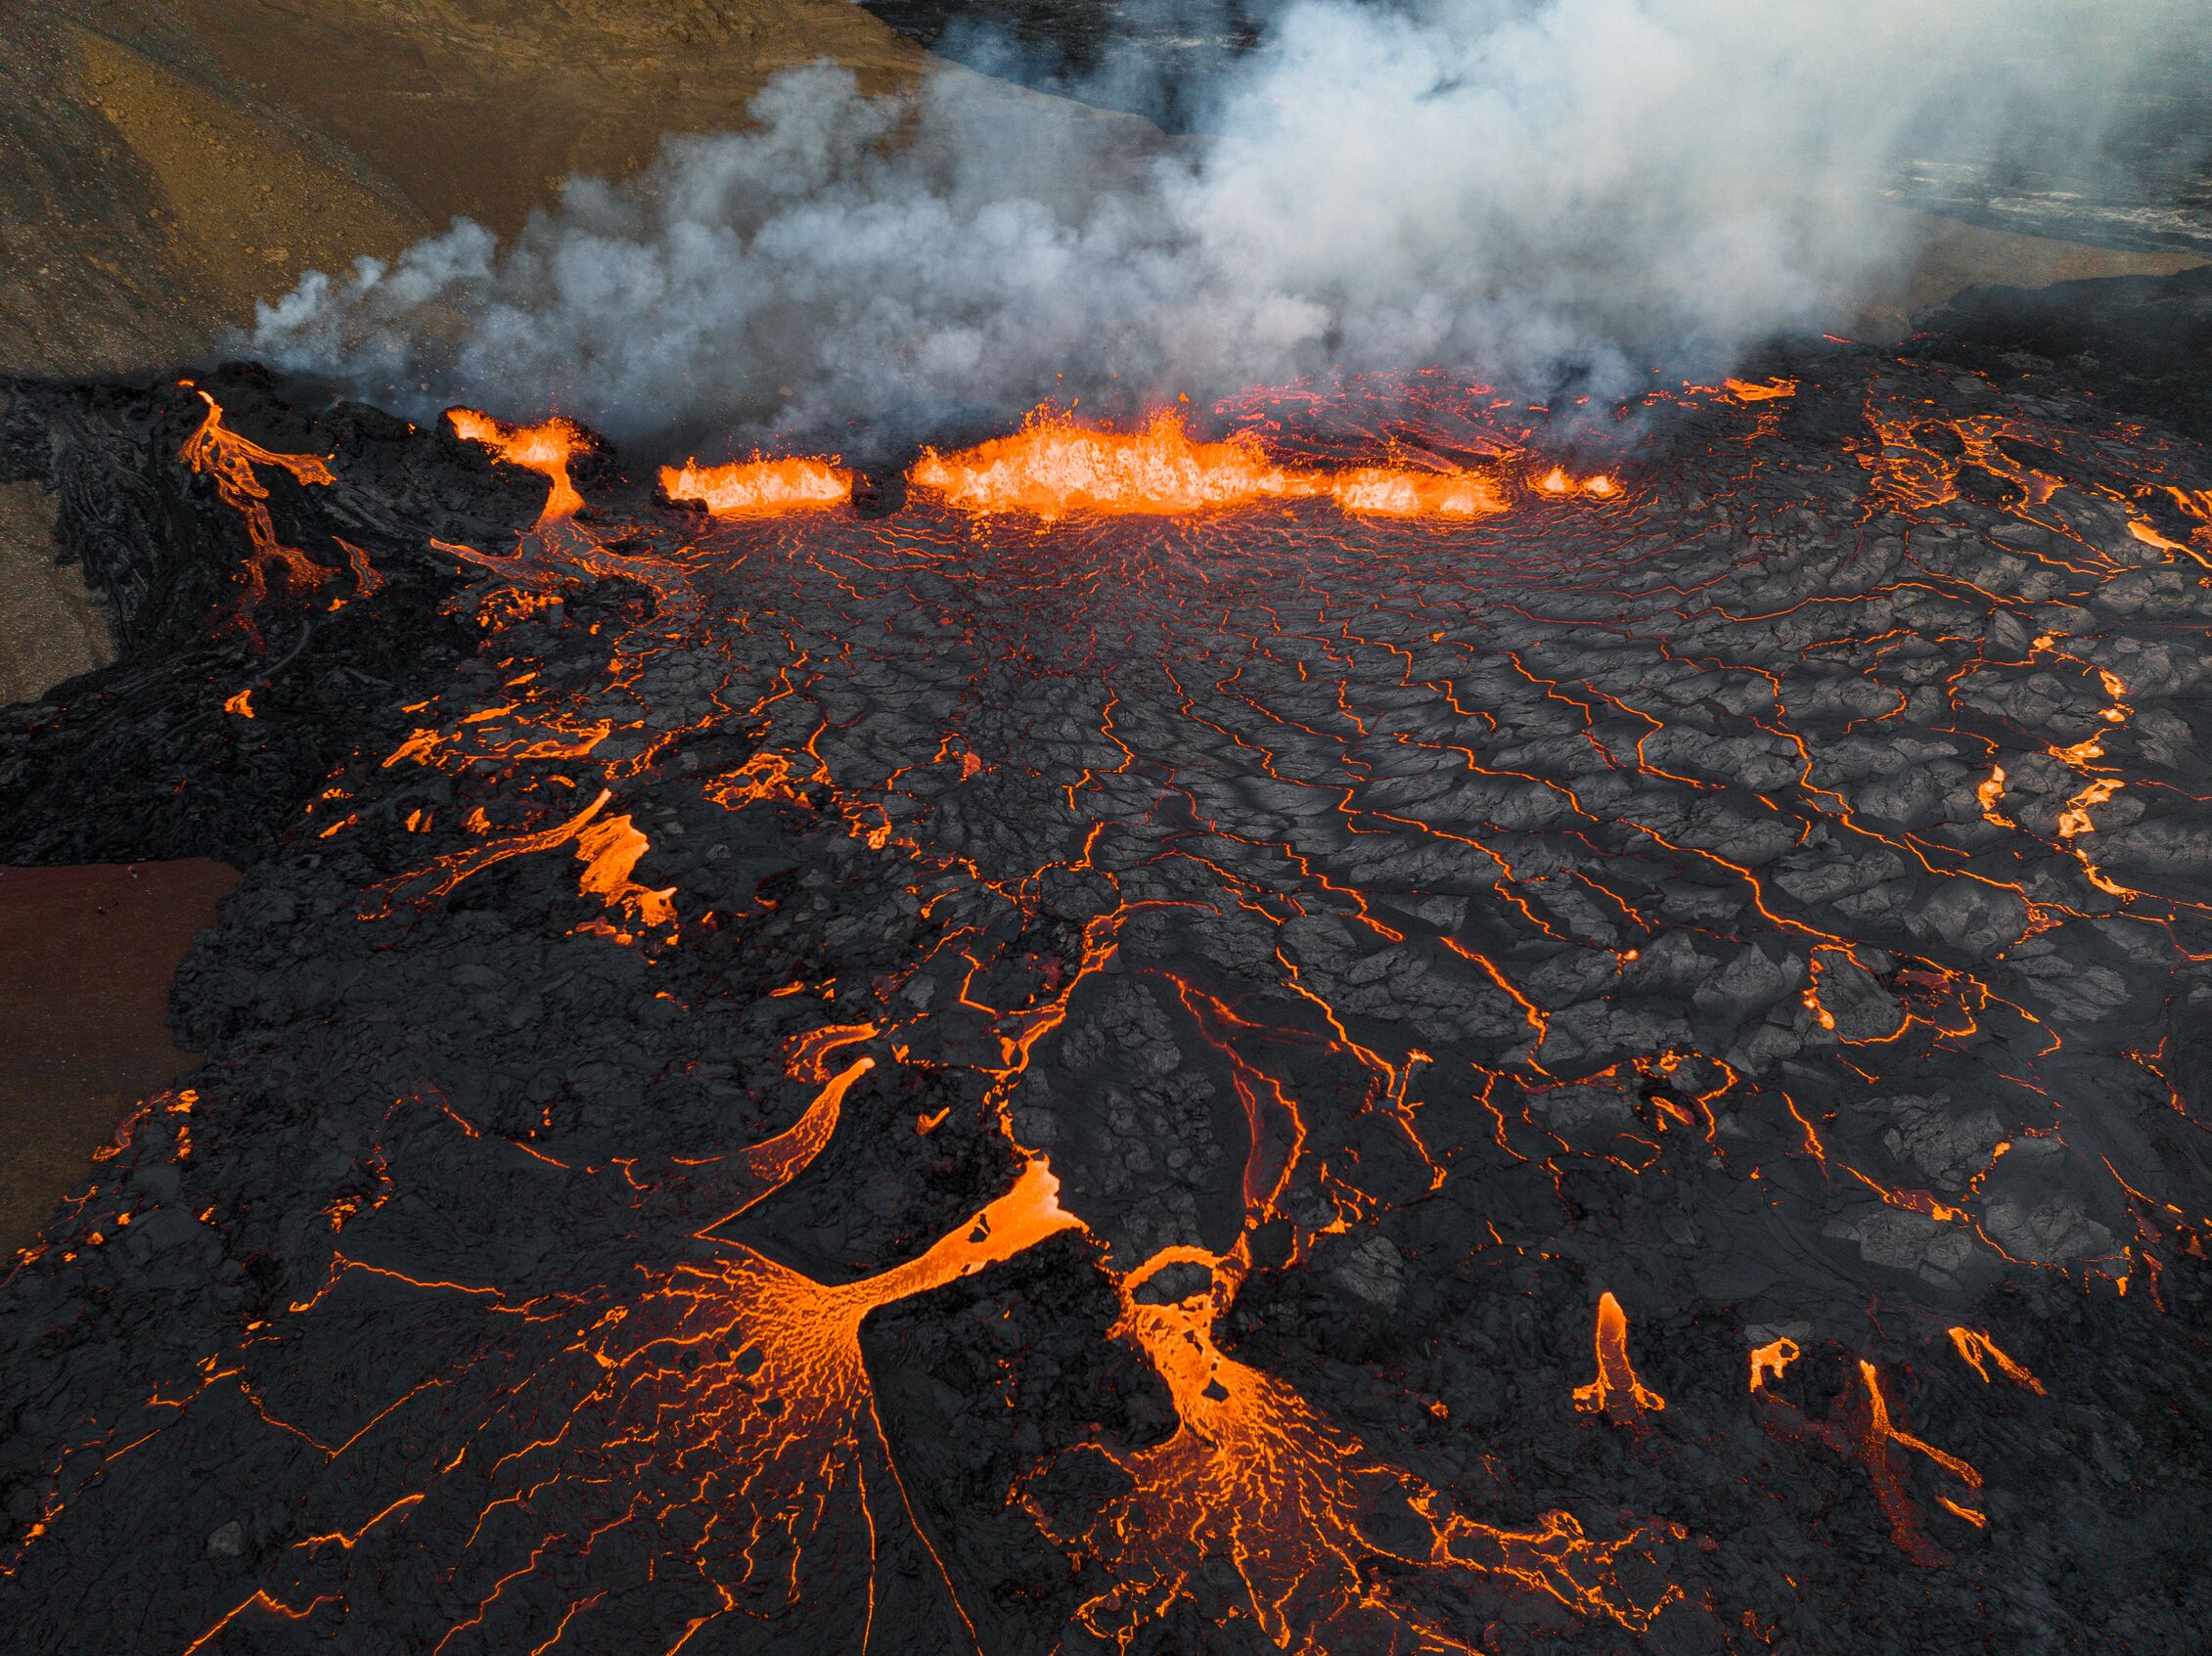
[{"x1": 0, "y1": 0, "x2": 932, "y2": 379}]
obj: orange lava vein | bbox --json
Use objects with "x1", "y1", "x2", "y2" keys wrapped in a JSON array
[
  {"x1": 1757, "y1": 1360, "x2": 1984, "y2": 1567},
  {"x1": 697, "y1": 1055, "x2": 877, "y2": 1233},
  {"x1": 1946, "y1": 1326, "x2": 2047, "y2": 1393},
  {"x1": 1026, "y1": 1253, "x2": 1685, "y2": 1651},
  {"x1": 179, "y1": 387, "x2": 338, "y2": 628},
  {"x1": 555, "y1": 1160, "x2": 1080, "y2": 1645},
  {"x1": 248, "y1": 1105, "x2": 1081, "y2": 1653},
  {"x1": 373, "y1": 790, "x2": 611, "y2": 903}
]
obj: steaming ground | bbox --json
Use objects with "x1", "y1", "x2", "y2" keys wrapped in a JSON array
[{"x1": 249, "y1": 0, "x2": 2183, "y2": 445}]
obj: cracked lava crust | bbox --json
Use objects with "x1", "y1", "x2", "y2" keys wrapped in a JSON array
[{"x1": 2, "y1": 320, "x2": 2211, "y2": 1654}]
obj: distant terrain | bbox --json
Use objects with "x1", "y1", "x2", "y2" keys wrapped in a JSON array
[
  {"x1": 864, "y1": 0, "x2": 2212, "y2": 256},
  {"x1": 1, "y1": 0, "x2": 931, "y2": 380}
]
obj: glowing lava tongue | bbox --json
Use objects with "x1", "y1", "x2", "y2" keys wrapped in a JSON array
[
  {"x1": 909, "y1": 407, "x2": 1508, "y2": 521},
  {"x1": 1573, "y1": 1291, "x2": 1667, "y2": 1424}
]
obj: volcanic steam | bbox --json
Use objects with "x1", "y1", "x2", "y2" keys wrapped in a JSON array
[{"x1": 247, "y1": 0, "x2": 2177, "y2": 443}]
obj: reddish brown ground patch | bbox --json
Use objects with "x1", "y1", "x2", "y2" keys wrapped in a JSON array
[{"x1": 0, "y1": 860, "x2": 237, "y2": 1252}]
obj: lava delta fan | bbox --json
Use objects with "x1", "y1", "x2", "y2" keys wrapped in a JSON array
[{"x1": 1, "y1": 335, "x2": 2211, "y2": 1656}]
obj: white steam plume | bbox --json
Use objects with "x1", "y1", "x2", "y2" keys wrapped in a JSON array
[{"x1": 248, "y1": 0, "x2": 2174, "y2": 447}]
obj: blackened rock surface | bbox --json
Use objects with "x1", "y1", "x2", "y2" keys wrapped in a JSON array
[
  {"x1": 0, "y1": 369, "x2": 504, "y2": 863},
  {"x1": 3, "y1": 286, "x2": 2212, "y2": 1653},
  {"x1": 1912, "y1": 263, "x2": 2212, "y2": 446}
]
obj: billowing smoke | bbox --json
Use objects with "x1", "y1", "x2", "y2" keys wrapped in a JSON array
[{"x1": 248, "y1": 0, "x2": 2175, "y2": 449}]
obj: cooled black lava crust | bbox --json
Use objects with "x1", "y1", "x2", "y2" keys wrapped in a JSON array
[{"x1": 2, "y1": 285, "x2": 2211, "y2": 1654}]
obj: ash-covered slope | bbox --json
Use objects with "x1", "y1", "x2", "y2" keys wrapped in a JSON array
[{"x1": 2, "y1": 297, "x2": 2211, "y2": 1653}]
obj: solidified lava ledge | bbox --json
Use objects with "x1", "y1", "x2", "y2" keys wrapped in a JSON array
[{"x1": 4, "y1": 289, "x2": 2212, "y2": 1654}]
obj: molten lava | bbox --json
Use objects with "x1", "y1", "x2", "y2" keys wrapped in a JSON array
[
  {"x1": 448, "y1": 407, "x2": 591, "y2": 518},
  {"x1": 908, "y1": 406, "x2": 1508, "y2": 520},
  {"x1": 164, "y1": 1061, "x2": 1085, "y2": 1656},
  {"x1": 1748, "y1": 1336, "x2": 1800, "y2": 1391},
  {"x1": 1572, "y1": 1291, "x2": 1666, "y2": 1423},
  {"x1": 661, "y1": 456, "x2": 853, "y2": 516},
  {"x1": 363, "y1": 788, "x2": 677, "y2": 938},
  {"x1": 1757, "y1": 1359, "x2": 1986, "y2": 1568},
  {"x1": 910, "y1": 409, "x2": 1293, "y2": 518},
  {"x1": 1532, "y1": 466, "x2": 1618, "y2": 497},
  {"x1": 1328, "y1": 464, "x2": 1509, "y2": 517},
  {"x1": 1947, "y1": 1326, "x2": 2047, "y2": 1393},
  {"x1": 16, "y1": 355, "x2": 2201, "y2": 1652},
  {"x1": 1724, "y1": 376, "x2": 1798, "y2": 402},
  {"x1": 1027, "y1": 1251, "x2": 1687, "y2": 1649},
  {"x1": 572, "y1": 811, "x2": 678, "y2": 934},
  {"x1": 178, "y1": 385, "x2": 338, "y2": 632}
]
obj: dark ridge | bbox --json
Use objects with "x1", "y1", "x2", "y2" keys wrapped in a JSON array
[{"x1": 1909, "y1": 263, "x2": 2212, "y2": 446}]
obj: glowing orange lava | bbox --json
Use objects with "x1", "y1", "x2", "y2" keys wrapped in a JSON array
[
  {"x1": 910, "y1": 409, "x2": 1291, "y2": 517},
  {"x1": 1531, "y1": 466, "x2": 1617, "y2": 497},
  {"x1": 1724, "y1": 377, "x2": 1798, "y2": 402},
  {"x1": 661, "y1": 456, "x2": 854, "y2": 515},
  {"x1": 1748, "y1": 1336, "x2": 1800, "y2": 1391},
  {"x1": 362, "y1": 788, "x2": 678, "y2": 937},
  {"x1": 1328, "y1": 464, "x2": 1509, "y2": 517},
  {"x1": 448, "y1": 407, "x2": 591, "y2": 519},
  {"x1": 1573, "y1": 1291, "x2": 1666, "y2": 1423},
  {"x1": 909, "y1": 407, "x2": 1508, "y2": 520},
  {"x1": 89, "y1": 363, "x2": 2177, "y2": 1652},
  {"x1": 1026, "y1": 1251, "x2": 1687, "y2": 1650},
  {"x1": 169, "y1": 1061, "x2": 1084, "y2": 1656},
  {"x1": 178, "y1": 385, "x2": 338, "y2": 633},
  {"x1": 1757, "y1": 1359, "x2": 1985, "y2": 1567},
  {"x1": 487, "y1": 1155, "x2": 1083, "y2": 1651},
  {"x1": 1946, "y1": 1326, "x2": 2047, "y2": 1393},
  {"x1": 573, "y1": 810, "x2": 678, "y2": 933}
]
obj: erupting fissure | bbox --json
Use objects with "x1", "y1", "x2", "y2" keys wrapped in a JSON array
[
  {"x1": 909, "y1": 407, "x2": 1518, "y2": 520},
  {"x1": 660, "y1": 456, "x2": 854, "y2": 516},
  {"x1": 447, "y1": 408, "x2": 593, "y2": 520}
]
